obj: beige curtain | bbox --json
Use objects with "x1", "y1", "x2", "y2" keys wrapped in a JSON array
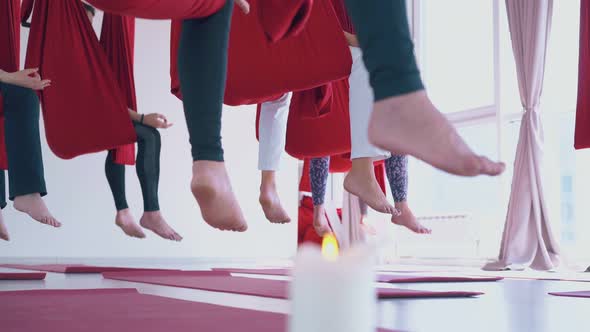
[{"x1": 485, "y1": 0, "x2": 560, "y2": 271}]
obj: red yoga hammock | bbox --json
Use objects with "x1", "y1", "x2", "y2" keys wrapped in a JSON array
[
  {"x1": 575, "y1": 0, "x2": 590, "y2": 149},
  {"x1": 0, "y1": 263, "x2": 177, "y2": 274},
  {"x1": 25, "y1": 0, "x2": 136, "y2": 160},
  {"x1": 170, "y1": 0, "x2": 351, "y2": 105},
  {"x1": 100, "y1": 13, "x2": 137, "y2": 165},
  {"x1": 0, "y1": 0, "x2": 20, "y2": 170},
  {"x1": 285, "y1": 79, "x2": 351, "y2": 159},
  {"x1": 0, "y1": 272, "x2": 46, "y2": 280},
  {"x1": 88, "y1": 0, "x2": 225, "y2": 20}
]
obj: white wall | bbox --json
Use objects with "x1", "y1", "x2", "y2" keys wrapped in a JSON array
[{"x1": 0, "y1": 13, "x2": 298, "y2": 259}]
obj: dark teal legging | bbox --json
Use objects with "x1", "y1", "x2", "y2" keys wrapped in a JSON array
[
  {"x1": 177, "y1": 0, "x2": 233, "y2": 162},
  {"x1": 105, "y1": 122, "x2": 161, "y2": 212},
  {"x1": 0, "y1": 82, "x2": 47, "y2": 209},
  {"x1": 344, "y1": 0, "x2": 424, "y2": 101}
]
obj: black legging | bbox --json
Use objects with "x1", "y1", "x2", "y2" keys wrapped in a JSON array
[
  {"x1": 177, "y1": 0, "x2": 233, "y2": 162},
  {"x1": 0, "y1": 82, "x2": 47, "y2": 209},
  {"x1": 105, "y1": 122, "x2": 161, "y2": 212},
  {"x1": 344, "y1": 0, "x2": 424, "y2": 101}
]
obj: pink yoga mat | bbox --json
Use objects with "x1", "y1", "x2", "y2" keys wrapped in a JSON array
[
  {"x1": 0, "y1": 264, "x2": 175, "y2": 274},
  {"x1": 0, "y1": 288, "x2": 398, "y2": 332},
  {"x1": 0, "y1": 272, "x2": 46, "y2": 280},
  {"x1": 212, "y1": 268, "x2": 291, "y2": 276},
  {"x1": 103, "y1": 271, "x2": 483, "y2": 299},
  {"x1": 549, "y1": 291, "x2": 590, "y2": 298}
]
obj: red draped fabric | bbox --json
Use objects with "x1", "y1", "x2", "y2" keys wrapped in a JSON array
[
  {"x1": 87, "y1": 0, "x2": 225, "y2": 20},
  {"x1": 0, "y1": 0, "x2": 20, "y2": 170},
  {"x1": 20, "y1": 0, "x2": 34, "y2": 25},
  {"x1": 258, "y1": 0, "x2": 313, "y2": 42},
  {"x1": 575, "y1": 0, "x2": 590, "y2": 149},
  {"x1": 100, "y1": 14, "x2": 137, "y2": 165},
  {"x1": 285, "y1": 79, "x2": 351, "y2": 159},
  {"x1": 25, "y1": 0, "x2": 136, "y2": 160},
  {"x1": 170, "y1": 0, "x2": 350, "y2": 105}
]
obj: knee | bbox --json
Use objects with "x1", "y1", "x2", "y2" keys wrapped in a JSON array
[{"x1": 137, "y1": 125, "x2": 161, "y2": 147}]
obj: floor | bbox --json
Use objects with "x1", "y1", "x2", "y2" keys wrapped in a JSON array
[{"x1": 1, "y1": 263, "x2": 590, "y2": 332}]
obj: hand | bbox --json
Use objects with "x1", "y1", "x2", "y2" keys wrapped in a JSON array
[
  {"x1": 1, "y1": 68, "x2": 51, "y2": 90},
  {"x1": 142, "y1": 113, "x2": 173, "y2": 129},
  {"x1": 235, "y1": 0, "x2": 250, "y2": 14}
]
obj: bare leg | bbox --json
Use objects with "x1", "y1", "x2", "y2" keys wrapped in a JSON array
[
  {"x1": 259, "y1": 171, "x2": 290, "y2": 224},
  {"x1": 140, "y1": 211, "x2": 183, "y2": 241},
  {"x1": 13, "y1": 193, "x2": 60, "y2": 227},
  {"x1": 257, "y1": 93, "x2": 292, "y2": 224},
  {"x1": 344, "y1": 158, "x2": 395, "y2": 214},
  {"x1": 370, "y1": 92, "x2": 505, "y2": 176},
  {"x1": 115, "y1": 209, "x2": 146, "y2": 239},
  {"x1": 0, "y1": 211, "x2": 9, "y2": 241},
  {"x1": 191, "y1": 161, "x2": 247, "y2": 232}
]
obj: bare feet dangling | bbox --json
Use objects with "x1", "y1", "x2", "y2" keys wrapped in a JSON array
[
  {"x1": 0, "y1": 211, "x2": 9, "y2": 241},
  {"x1": 312, "y1": 204, "x2": 332, "y2": 237},
  {"x1": 343, "y1": 159, "x2": 396, "y2": 214},
  {"x1": 369, "y1": 91, "x2": 505, "y2": 177},
  {"x1": 140, "y1": 211, "x2": 182, "y2": 241},
  {"x1": 391, "y1": 202, "x2": 431, "y2": 234},
  {"x1": 191, "y1": 161, "x2": 247, "y2": 232},
  {"x1": 13, "y1": 193, "x2": 61, "y2": 227},
  {"x1": 115, "y1": 209, "x2": 146, "y2": 239},
  {"x1": 259, "y1": 171, "x2": 290, "y2": 224}
]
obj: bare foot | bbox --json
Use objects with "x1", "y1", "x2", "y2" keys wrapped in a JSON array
[
  {"x1": 391, "y1": 202, "x2": 430, "y2": 234},
  {"x1": 13, "y1": 193, "x2": 61, "y2": 227},
  {"x1": 0, "y1": 211, "x2": 9, "y2": 241},
  {"x1": 369, "y1": 91, "x2": 505, "y2": 177},
  {"x1": 115, "y1": 209, "x2": 146, "y2": 239},
  {"x1": 140, "y1": 211, "x2": 182, "y2": 241},
  {"x1": 191, "y1": 161, "x2": 247, "y2": 232},
  {"x1": 312, "y1": 204, "x2": 332, "y2": 237},
  {"x1": 343, "y1": 159, "x2": 396, "y2": 214},
  {"x1": 259, "y1": 171, "x2": 290, "y2": 224}
]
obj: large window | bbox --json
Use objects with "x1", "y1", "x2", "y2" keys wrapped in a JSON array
[{"x1": 383, "y1": 0, "x2": 586, "y2": 265}]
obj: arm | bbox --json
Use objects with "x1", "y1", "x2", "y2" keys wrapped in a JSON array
[
  {"x1": 0, "y1": 68, "x2": 51, "y2": 90},
  {"x1": 128, "y1": 108, "x2": 173, "y2": 129}
]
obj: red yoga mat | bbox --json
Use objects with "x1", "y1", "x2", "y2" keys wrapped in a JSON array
[
  {"x1": 549, "y1": 291, "x2": 590, "y2": 298},
  {"x1": 214, "y1": 268, "x2": 502, "y2": 283},
  {"x1": 0, "y1": 264, "x2": 175, "y2": 274},
  {"x1": 103, "y1": 270, "x2": 483, "y2": 299},
  {"x1": 0, "y1": 288, "x2": 399, "y2": 332},
  {"x1": 0, "y1": 272, "x2": 46, "y2": 280},
  {"x1": 376, "y1": 274, "x2": 504, "y2": 283}
]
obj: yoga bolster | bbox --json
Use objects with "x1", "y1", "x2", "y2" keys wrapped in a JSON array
[
  {"x1": 25, "y1": 0, "x2": 136, "y2": 159},
  {"x1": 575, "y1": 0, "x2": 590, "y2": 149},
  {"x1": 170, "y1": 0, "x2": 351, "y2": 105},
  {"x1": 87, "y1": 0, "x2": 225, "y2": 20},
  {"x1": 0, "y1": 0, "x2": 20, "y2": 170},
  {"x1": 100, "y1": 13, "x2": 137, "y2": 165}
]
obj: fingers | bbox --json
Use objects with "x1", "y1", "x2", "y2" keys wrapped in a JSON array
[
  {"x1": 21, "y1": 68, "x2": 39, "y2": 75},
  {"x1": 235, "y1": 0, "x2": 250, "y2": 14}
]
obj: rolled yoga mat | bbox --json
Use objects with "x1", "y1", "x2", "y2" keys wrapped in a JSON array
[
  {"x1": 0, "y1": 272, "x2": 46, "y2": 280},
  {"x1": 0, "y1": 264, "x2": 176, "y2": 274},
  {"x1": 103, "y1": 270, "x2": 484, "y2": 299}
]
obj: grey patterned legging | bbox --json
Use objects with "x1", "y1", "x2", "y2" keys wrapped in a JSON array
[{"x1": 309, "y1": 155, "x2": 408, "y2": 206}]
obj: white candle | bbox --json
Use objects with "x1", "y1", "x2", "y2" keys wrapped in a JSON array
[{"x1": 288, "y1": 236, "x2": 377, "y2": 332}]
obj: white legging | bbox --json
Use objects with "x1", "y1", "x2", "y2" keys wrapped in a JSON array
[{"x1": 257, "y1": 46, "x2": 388, "y2": 172}]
